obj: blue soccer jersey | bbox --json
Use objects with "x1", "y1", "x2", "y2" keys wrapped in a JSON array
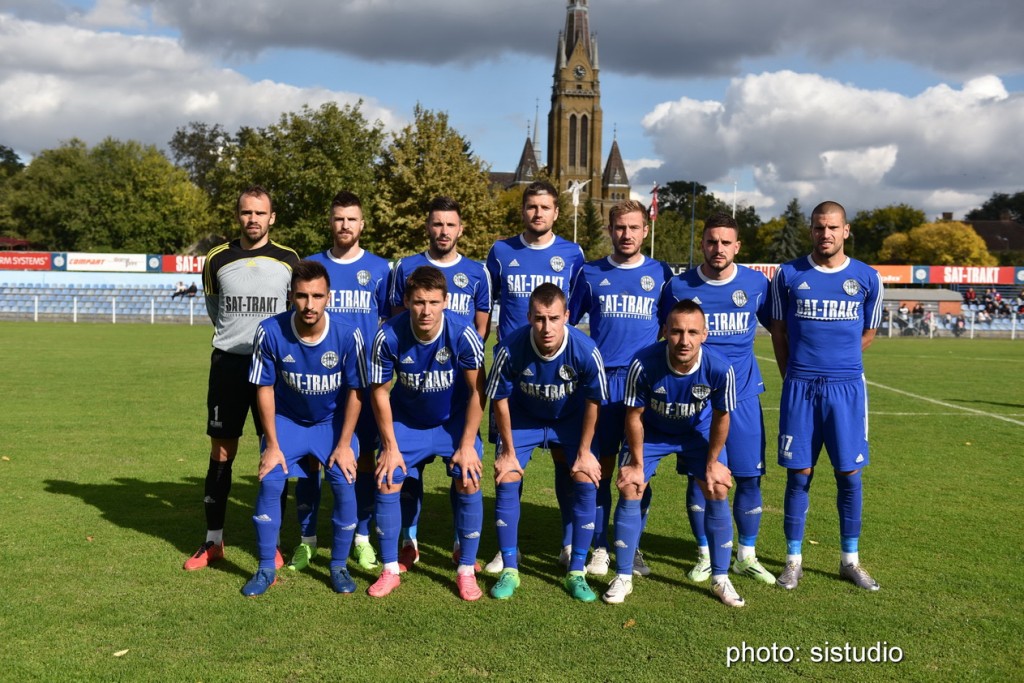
[
  {"x1": 659, "y1": 264, "x2": 771, "y2": 400},
  {"x1": 577, "y1": 255, "x2": 673, "y2": 370},
  {"x1": 307, "y1": 248, "x2": 392, "y2": 349},
  {"x1": 369, "y1": 311, "x2": 485, "y2": 428},
  {"x1": 770, "y1": 256, "x2": 884, "y2": 378},
  {"x1": 388, "y1": 252, "x2": 491, "y2": 329},
  {"x1": 249, "y1": 310, "x2": 367, "y2": 425},
  {"x1": 487, "y1": 324, "x2": 608, "y2": 422},
  {"x1": 486, "y1": 235, "x2": 584, "y2": 341},
  {"x1": 624, "y1": 342, "x2": 736, "y2": 453}
]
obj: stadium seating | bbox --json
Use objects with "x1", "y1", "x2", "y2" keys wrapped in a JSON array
[{"x1": 0, "y1": 283, "x2": 208, "y2": 322}]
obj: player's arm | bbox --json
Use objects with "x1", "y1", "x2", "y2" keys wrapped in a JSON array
[
  {"x1": 327, "y1": 388, "x2": 362, "y2": 484},
  {"x1": 474, "y1": 310, "x2": 490, "y2": 342},
  {"x1": 770, "y1": 319, "x2": 789, "y2": 379},
  {"x1": 370, "y1": 382, "x2": 406, "y2": 487},
  {"x1": 451, "y1": 366, "x2": 486, "y2": 488},
  {"x1": 861, "y1": 328, "x2": 878, "y2": 351},
  {"x1": 618, "y1": 406, "x2": 646, "y2": 496},
  {"x1": 705, "y1": 408, "x2": 732, "y2": 495},
  {"x1": 570, "y1": 398, "x2": 602, "y2": 485},
  {"x1": 255, "y1": 385, "x2": 287, "y2": 480},
  {"x1": 492, "y1": 397, "x2": 523, "y2": 484}
]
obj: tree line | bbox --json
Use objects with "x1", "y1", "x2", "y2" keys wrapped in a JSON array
[{"x1": 0, "y1": 101, "x2": 1018, "y2": 266}]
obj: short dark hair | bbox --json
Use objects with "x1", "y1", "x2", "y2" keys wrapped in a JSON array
[
  {"x1": 291, "y1": 259, "x2": 330, "y2": 290},
  {"x1": 703, "y1": 212, "x2": 738, "y2": 234},
  {"x1": 811, "y1": 200, "x2": 847, "y2": 224},
  {"x1": 331, "y1": 191, "x2": 362, "y2": 211},
  {"x1": 237, "y1": 185, "x2": 273, "y2": 213},
  {"x1": 522, "y1": 180, "x2": 559, "y2": 209},
  {"x1": 668, "y1": 298, "x2": 705, "y2": 321},
  {"x1": 427, "y1": 196, "x2": 461, "y2": 219},
  {"x1": 404, "y1": 265, "x2": 448, "y2": 300},
  {"x1": 529, "y1": 282, "x2": 567, "y2": 311}
]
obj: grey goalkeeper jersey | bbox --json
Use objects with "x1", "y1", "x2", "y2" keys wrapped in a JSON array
[{"x1": 202, "y1": 239, "x2": 300, "y2": 355}]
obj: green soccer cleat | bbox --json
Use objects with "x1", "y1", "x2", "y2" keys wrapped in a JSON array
[
  {"x1": 490, "y1": 569, "x2": 521, "y2": 600},
  {"x1": 352, "y1": 541, "x2": 379, "y2": 570},
  {"x1": 687, "y1": 554, "x2": 711, "y2": 582},
  {"x1": 565, "y1": 571, "x2": 597, "y2": 603},
  {"x1": 287, "y1": 542, "x2": 316, "y2": 572},
  {"x1": 731, "y1": 556, "x2": 776, "y2": 585}
]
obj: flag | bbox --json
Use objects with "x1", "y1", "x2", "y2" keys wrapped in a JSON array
[{"x1": 649, "y1": 183, "x2": 659, "y2": 222}]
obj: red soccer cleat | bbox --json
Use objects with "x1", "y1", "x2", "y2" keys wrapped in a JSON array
[
  {"x1": 397, "y1": 544, "x2": 420, "y2": 573},
  {"x1": 456, "y1": 573, "x2": 483, "y2": 601},
  {"x1": 183, "y1": 541, "x2": 224, "y2": 571},
  {"x1": 367, "y1": 570, "x2": 402, "y2": 597}
]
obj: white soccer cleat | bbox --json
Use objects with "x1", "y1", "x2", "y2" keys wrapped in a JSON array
[
  {"x1": 602, "y1": 576, "x2": 634, "y2": 604},
  {"x1": 711, "y1": 577, "x2": 746, "y2": 607},
  {"x1": 557, "y1": 544, "x2": 572, "y2": 567},
  {"x1": 586, "y1": 547, "x2": 610, "y2": 576},
  {"x1": 483, "y1": 550, "x2": 522, "y2": 574}
]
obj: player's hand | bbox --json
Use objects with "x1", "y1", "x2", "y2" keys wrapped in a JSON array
[
  {"x1": 450, "y1": 445, "x2": 482, "y2": 489},
  {"x1": 570, "y1": 449, "x2": 601, "y2": 486},
  {"x1": 705, "y1": 460, "x2": 733, "y2": 496},
  {"x1": 327, "y1": 444, "x2": 357, "y2": 484},
  {"x1": 375, "y1": 447, "x2": 407, "y2": 488},
  {"x1": 616, "y1": 463, "x2": 645, "y2": 498},
  {"x1": 493, "y1": 448, "x2": 524, "y2": 485},
  {"x1": 258, "y1": 444, "x2": 287, "y2": 481}
]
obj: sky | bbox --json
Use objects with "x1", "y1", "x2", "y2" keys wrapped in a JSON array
[{"x1": 2, "y1": 0, "x2": 1024, "y2": 222}]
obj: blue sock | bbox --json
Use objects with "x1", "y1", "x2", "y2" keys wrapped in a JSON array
[
  {"x1": 294, "y1": 470, "x2": 322, "y2": 538},
  {"x1": 594, "y1": 476, "x2": 612, "y2": 549},
  {"x1": 836, "y1": 470, "x2": 863, "y2": 551},
  {"x1": 784, "y1": 469, "x2": 814, "y2": 555},
  {"x1": 639, "y1": 483, "x2": 653, "y2": 539},
  {"x1": 733, "y1": 476, "x2": 763, "y2": 547},
  {"x1": 570, "y1": 480, "x2": 597, "y2": 572},
  {"x1": 554, "y1": 462, "x2": 573, "y2": 548},
  {"x1": 374, "y1": 490, "x2": 401, "y2": 565},
  {"x1": 355, "y1": 471, "x2": 375, "y2": 537},
  {"x1": 704, "y1": 497, "x2": 732, "y2": 576},
  {"x1": 686, "y1": 476, "x2": 708, "y2": 547},
  {"x1": 399, "y1": 470, "x2": 423, "y2": 542},
  {"x1": 495, "y1": 481, "x2": 521, "y2": 570},
  {"x1": 455, "y1": 489, "x2": 483, "y2": 569},
  {"x1": 326, "y1": 469, "x2": 357, "y2": 569},
  {"x1": 253, "y1": 478, "x2": 285, "y2": 570},
  {"x1": 613, "y1": 498, "x2": 642, "y2": 575}
]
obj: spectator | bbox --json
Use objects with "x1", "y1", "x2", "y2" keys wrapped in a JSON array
[
  {"x1": 953, "y1": 316, "x2": 965, "y2": 337},
  {"x1": 963, "y1": 286, "x2": 976, "y2": 303},
  {"x1": 912, "y1": 302, "x2": 924, "y2": 320},
  {"x1": 171, "y1": 281, "x2": 188, "y2": 299},
  {"x1": 186, "y1": 282, "x2": 198, "y2": 298}
]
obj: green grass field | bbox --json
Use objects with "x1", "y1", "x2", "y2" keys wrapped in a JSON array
[{"x1": 0, "y1": 322, "x2": 1022, "y2": 682}]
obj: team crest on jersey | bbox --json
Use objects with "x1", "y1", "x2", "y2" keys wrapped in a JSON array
[
  {"x1": 732, "y1": 289, "x2": 748, "y2": 307},
  {"x1": 435, "y1": 347, "x2": 451, "y2": 365},
  {"x1": 640, "y1": 276, "x2": 656, "y2": 292},
  {"x1": 558, "y1": 364, "x2": 577, "y2": 381},
  {"x1": 453, "y1": 273, "x2": 469, "y2": 289},
  {"x1": 320, "y1": 351, "x2": 339, "y2": 369},
  {"x1": 550, "y1": 256, "x2": 565, "y2": 272},
  {"x1": 843, "y1": 279, "x2": 860, "y2": 296},
  {"x1": 691, "y1": 384, "x2": 711, "y2": 400},
  {"x1": 357, "y1": 270, "x2": 371, "y2": 286}
]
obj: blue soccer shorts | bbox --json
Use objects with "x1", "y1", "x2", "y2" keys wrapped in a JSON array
[
  {"x1": 723, "y1": 395, "x2": 767, "y2": 478},
  {"x1": 259, "y1": 413, "x2": 358, "y2": 483},
  {"x1": 777, "y1": 375, "x2": 870, "y2": 471},
  {"x1": 379, "y1": 414, "x2": 483, "y2": 484}
]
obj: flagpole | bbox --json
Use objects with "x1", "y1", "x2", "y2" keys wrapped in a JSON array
[{"x1": 649, "y1": 182, "x2": 659, "y2": 258}]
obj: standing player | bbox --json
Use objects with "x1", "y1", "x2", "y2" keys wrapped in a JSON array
[
  {"x1": 302, "y1": 191, "x2": 392, "y2": 573},
  {"x1": 366, "y1": 266, "x2": 487, "y2": 600},
  {"x1": 604, "y1": 300, "x2": 743, "y2": 607},
  {"x1": 575, "y1": 199, "x2": 672, "y2": 577},
  {"x1": 770, "y1": 200, "x2": 884, "y2": 591},
  {"x1": 241, "y1": 260, "x2": 366, "y2": 596},
  {"x1": 486, "y1": 284, "x2": 608, "y2": 602},
  {"x1": 658, "y1": 213, "x2": 775, "y2": 586},
  {"x1": 484, "y1": 180, "x2": 585, "y2": 572},
  {"x1": 184, "y1": 185, "x2": 299, "y2": 571},
  {"x1": 388, "y1": 197, "x2": 491, "y2": 569}
]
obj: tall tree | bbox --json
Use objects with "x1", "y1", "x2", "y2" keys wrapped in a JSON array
[
  {"x1": 764, "y1": 198, "x2": 807, "y2": 263},
  {"x1": 849, "y1": 204, "x2": 926, "y2": 262},
  {"x1": 168, "y1": 122, "x2": 232, "y2": 196},
  {"x1": 0, "y1": 145, "x2": 24, "y2": 181},
  {"x1": 878, "y1": 221, "x2": 996, "y2": 265},
  {"x1": 374, "y1": 105, "x2": 502, "y2": 260},
  {"x1": 965, "y1": 191, "x2": 1024, "y2": 223}
]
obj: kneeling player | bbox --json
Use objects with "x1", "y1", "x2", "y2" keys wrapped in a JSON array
[
  {"x1": 242, "y1": 260, "x2": 366, "y2": 597},
  {"x1": 367, "y1": 266, "x2": 487, "y2": 600},
  {"x1": 605, "y1": 300, "x2": 744, "y2": 607}
]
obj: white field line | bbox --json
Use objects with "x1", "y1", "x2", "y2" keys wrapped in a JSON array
[{"x1": 755, "y1": 355, "x2": 1024, "y2": 428}]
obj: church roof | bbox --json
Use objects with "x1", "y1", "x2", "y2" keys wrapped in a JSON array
[
  {"x1": 602, "y1": 139, "x2": 629, "y2": 188},
  {"x1": 513, "y1": 137, "x2": 540, "y2": 185}
]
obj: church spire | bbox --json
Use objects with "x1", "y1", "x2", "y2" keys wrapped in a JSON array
[{"x1": 562, "y1": 0, "x2": 593, "y2": 64}]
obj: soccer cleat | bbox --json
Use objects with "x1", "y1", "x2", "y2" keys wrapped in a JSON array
[
  {"x1": 367, "y1": 570, "x2": 401, "y2": 597},
  {"x1": 557, "y1": 544, "x2": 572, "y2": 567},
  {"x1": 776, "y1": 562, "x2": 804, "y2": 590},
  {"x1": 456, "y1": 573, "x2": 483, "y2": 601},
  {"x1": 183, "y1": 541, "x2": 224, "y2": 571},
  {"x1": 565, "y1": 572, "x2": 597, "y2": 603},
  {"x1": 711, "y1": 577, "x2": 746, "y2": 607},
  {"x1": 330, "y1": 567, "x2": 357, "y2": 594},
  {"x1": 839, "y1": 562, "x2": 880, "y2": 591},
  {"x1": 287, "y1": 543, "x2": 315, "y2": 572},
  {"x1": 602, "y1": 576, "x2": 634, "y2": 604},
  {"x1": 731, "y1": 556, "x2": 776, "y2": 585},
  {"x1": 451, "y1": 547, "x2": 482, "y2": 572},
  {"x1": 241, "y1": 568, "x2": 277, "y2": 597},
  {"x1": 352, "y1": 542, "x2": 379, "y2": 570},
  {"x1": 274, "y1": 547, "x2": 284, "y2": 570},
  {"x1": 483, "y1": 550, "x2": 522, "y2": 574},
  {"x1": 632, "y1": 549, "x2": 651, "y2": 577},
  {"x1": 687, "y1": 554, "x2": 712, "y2": 582},
  {"x1": 489, "y1": 569, "x2": 521, "y2": 600},
  {"x1": 586, "y1": 547, "x2": 610, "y2": 576},
  {"x1": 397, "y1": 543, "x2": 420, "y2": 573}
]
